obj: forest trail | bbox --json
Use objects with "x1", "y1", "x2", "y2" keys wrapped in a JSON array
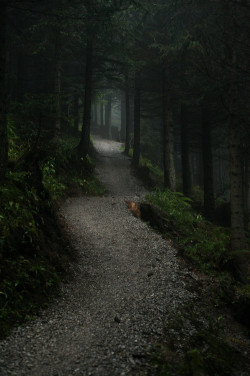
[{"x1": 0, "y1": 138, "x2": 196, "y2": 375}]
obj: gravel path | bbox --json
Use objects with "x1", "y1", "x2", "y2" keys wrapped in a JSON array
[{"x1": 0, "y1": 138, "x2": 196, "y2": 376}]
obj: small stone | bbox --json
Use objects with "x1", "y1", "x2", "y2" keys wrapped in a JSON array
[{"x1": 114, "y1": 315, "x2": 121, "y2": 323}]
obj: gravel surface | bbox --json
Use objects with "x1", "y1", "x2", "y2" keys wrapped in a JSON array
[{"x1": 0, "y1": 138, "x2": 197, "y2": 375}]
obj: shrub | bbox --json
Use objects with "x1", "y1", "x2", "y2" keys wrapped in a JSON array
[
  {"x1": 146, "y1": 189, "x2": 233, "y2": 275},
  {"x1": 42, "y1": 158, "x2": 66, "y2": 200}
]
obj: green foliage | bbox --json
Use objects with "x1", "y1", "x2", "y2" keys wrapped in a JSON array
[
  {"x1": 139, "y1": 156, "x2": 163, "y2": 180},
  {"x1": 128, "y1": 146, "x2": 163, "y2": 186},
  {"x1": 42, "y1": 139, "x2": 98, "y2": 200},
  {"x1": 0, "y1": 255, "x2": 60, "y2": 338},
  {"x1": 0, "y1": 170, "x2": 63, "y2": 338},
  {"x1": 151, "y1": 308, "x2": 239, "y2": 376},
  {"x1": 0, "y1": 127, "x2": 107, "y2": 338},
  {"x1": 146, "y1": 189, "x2": 233, "y2": 274},
  {"x1": 7, "y1": 119, "x2": 23, "y2": 160},
  {"x1": 147, "y1": 188, "x2": 194, "y2": 230},
  {"x1": 42, "y1": 158, "x2": 66, "y2": 200},
  {"x1": 54, "y1": 134, "x2": 79, "y2": 163},
  {"x1": 9, "y1": 95, "x2": 55, "y2": 147},
  {"x1": 237, "y1": 284, "x2": 250, "y2": 299},
  {"x1": 75, "y1": 176, "x2": 106, "y2": 196},
  {"x1": 191, "y1": 185, "x2": 204, "y2": 205},
  {"x1": 0, "y1": 130, "x2": 83, "y2": 337},
  {"x1": 0, "y1": 171, "x2": 40, "y2": 250}
]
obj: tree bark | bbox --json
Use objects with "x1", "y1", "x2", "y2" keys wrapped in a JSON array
[
  {"x1": 53, "y1": 0, "x2": 64, "y2": 136},
  {"x1": 247, "y1": 160, "x2": 250, "y2": 231},
  {"x1": 229, "y1": 111, "x2": 248, "y2": 282},
  {"x1": 162, "y1": 70, "x2": 176, "y2": 191},
  {"x1": 124, "y1": 74, "x2": 130, "y2": 155},
  {"x1": 73, "y1": 93, "x2": 79, "y2": 134},
  {"x1": 181, "y1": 104, "x2": 193, "y2": 196},
  {"x1": 245, "y1": 147, "x2": 250, "y2": 231},
  {"x1": 16, "y1": 49, "x2": 24, "y2": 101},
  {"x1": 94, "y1": 104, "x2": 98, "y2": 127},
  {"x1": 132, "y1": 73, "x2": 141, "y2": 168},
  {"x1": 54, "y1": 38, "x2": 62, "y2": 134},
  {"x1": 105, "y1": 94, "x2": 112, "y2": 139},
  {"x1": 0, "y1": 1, "x2": 8, "y2": 181},
  {"x1": 77, "y1": 38, "x2": 93, "y2": 158},
  {"x1": 100, "y1": 101, "x2": 104, "y2": 134},
  {"x1": 227, "y1": 1, "x2": 248, "y2": 282},
  {"x1": 202, "y1": 104, "x2": 215, "y2": 220},
  {"x1": 120, "y1": 91, "x2": 126, "y2": 142}
]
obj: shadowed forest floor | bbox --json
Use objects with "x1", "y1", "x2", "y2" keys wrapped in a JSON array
[{"x1": 0, "y1": 138, "x2": 249, "y2": 376}]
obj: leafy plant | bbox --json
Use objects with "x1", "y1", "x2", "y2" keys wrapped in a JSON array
[
  {"x1": 0, "y1": 126, "x2": 104, "y2": 338},
  {"x1": 0, "y1": 171, "x2": 40, "y2": 249},
  {"x1": 76, "y1": 176, "x2": 106, "y2": 196},
  {"x1": 151, "y1": 308, "x2": 239, "y2": 376},
  {"x1": 146, "y1": 189, "x2": 236, "y2": 275},
  {"x1": 0, "y1": 255, "x2": 61, "y2": 338},
  {"x1": 42, "y1": 158, "x2": 66, "y2": 199}
]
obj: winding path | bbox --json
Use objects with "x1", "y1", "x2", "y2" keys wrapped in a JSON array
[{"x1": 0, "y1": 138, "x2": 195, "y2": 376}]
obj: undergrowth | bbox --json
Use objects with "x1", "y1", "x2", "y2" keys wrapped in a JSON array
[
  {"x1": 73, "y1": 175, "x2": 106, "y2": 196},
  {"x1": 151, "y1": 303, "x2": 247, "y2": 376},
  {"x1": 146, "y1": 189, "x2": 246, "y2": 278},
  {"x1": 0, "y1": 121, "x2": 105, "y2": 338},
  {"x1": 128, "y1": 148, "x2": 163, "y2": 178},
  {"x1": 0, "y1": 170, "x2": 65, "y2": 338},
  {"x1": 126, "y1": 148, "x2": 163, "y2": 187}
]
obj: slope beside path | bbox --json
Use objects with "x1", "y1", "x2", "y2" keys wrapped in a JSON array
[{"x1": 0, "y1": 138, "x2": 197, "y2": 375}]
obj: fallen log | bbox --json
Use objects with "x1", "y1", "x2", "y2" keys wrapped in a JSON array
[{"x1": 140, "y1": 202, "x2": 169, "y2": 233}]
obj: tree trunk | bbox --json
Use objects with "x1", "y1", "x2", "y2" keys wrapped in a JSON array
[
  {"x1": 227, "y1": 1, "x2": 248, "y2": 282},
  {"x1": 247, "y1": 161, "x2": 250, "y2": 231},
  {"x1": 100, "y1": 102, "x2": 104, "y2": 135},
  {"x1": 162, "y1": 70, "x2": 176, "y2": 191},
  {"x1": 16, "y1": 49, "x2": 24, "y2": 101},
  {"x1": 94, "y1": 104, "x2": 98, "y2": 127},
  {"x1": 0, "y1": 1, "x2": 8, "y2": 181},
  {"x1": 132, "y1": 74, "x2": 141, "y2": 168},
  {"x1": 77, "y1": 38, "x2": 93, "y2": 158},
  {"x1": 202, "y1": 104, "x2": 215, "y2": 220},
  {"x1": 229, "y1": 111, "x2": 248, "y2": 283},
  {"x1": 124, "y1": 74, "x2": 130, "y2": 155},
  {"x1": 73, "y1": 93, "x2": 79, "y2": 134},
  {"x1": 54, "y1": 33, "x2": 62, "y2": 135},
  {"x1": 105, "y1": 95, "x2": 112, "y2": 139},
  {"x1": 245, "y1": 148, "x2": 250, "y2": 231},
  {"x1": 120, "y1": 91, "x2": 126, "y2": 142},
  {"x1": 181, "y1": 104, "x2": 193, "y2": 196}
]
